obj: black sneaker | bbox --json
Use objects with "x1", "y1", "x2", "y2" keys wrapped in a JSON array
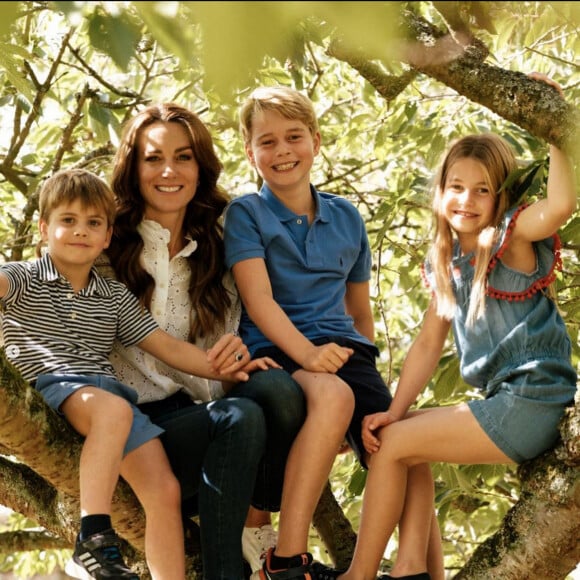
[
  {"x1": 260, "y1": 547, "x2": 315, "y2": 579},
  {"x1": 311, "y1": 562, "x2": 345, "y2": 579},
  {"x1": 65, "y1": 529, "x2": 139, "y2": 579}
]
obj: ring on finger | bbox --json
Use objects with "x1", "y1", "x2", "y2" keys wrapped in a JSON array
[{"x1": 234, "y1": 352, "x2": 244, "y2": 362}]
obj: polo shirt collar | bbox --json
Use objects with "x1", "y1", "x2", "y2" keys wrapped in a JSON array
[
  {"x1": 259, "y1": 184, "x2": 330, "y2": 223},
  {"x1": 38, "y1": 253, "x2": 112, "y2": 296},
  {"x1": 37, "y1": 253, "x2": 61, "y2": 282}
]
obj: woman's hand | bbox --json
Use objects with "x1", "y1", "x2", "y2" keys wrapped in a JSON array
[
  {"x1": 206, "y1": 333, "x2": 250, "y2": 375},
  {"x1": 243, "y1": 356, "x2": 282, "y2": 373},
  {"x1": 207, "y1": 334, "x2": 282, "y2": 381},
  {"x1": 220, "y1": 357, "x2": 282, "y2": 392}
]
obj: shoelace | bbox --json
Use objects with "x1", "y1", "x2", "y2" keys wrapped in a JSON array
[{"x1": 254, "y1": 526, "x2": 277, "y2": 559}]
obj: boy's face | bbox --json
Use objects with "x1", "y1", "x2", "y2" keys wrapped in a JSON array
[
  {"x1": 39, "y1": 199, "x2": 112, "y2": 271},
  {"x1": 245, "y1": 110, "x2": 320, "y2": 197}
]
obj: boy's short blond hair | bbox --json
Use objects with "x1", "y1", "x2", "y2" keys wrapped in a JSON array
[
  {"x1": 239, "y1": 86, "x2": 319, "y2": 144},
  {"x1": 39, "y1": 168, "x2": 116, "y2": 226}
]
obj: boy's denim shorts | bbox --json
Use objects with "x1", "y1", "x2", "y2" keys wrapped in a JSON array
[
  {"x1": 468, "y1": 359, "x2": 577, "y2": 463},
  {"x1": 35, "y1": 373, "x2": 164, "y2": 455},
  {"x1": 255, "y1": 336, "x2": 393, "y2": 468}
]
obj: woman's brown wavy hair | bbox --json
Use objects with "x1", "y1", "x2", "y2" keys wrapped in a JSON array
[{"x1": 107, "y1": 103, "x2": 232, "y2": 340}]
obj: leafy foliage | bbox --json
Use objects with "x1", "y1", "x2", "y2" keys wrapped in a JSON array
[{"x1": 0, "y1": 1, "x2": 578, "y2": 577}]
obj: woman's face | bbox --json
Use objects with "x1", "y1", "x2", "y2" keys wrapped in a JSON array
[{"x1": 137, "y1": 121, "x2": 199, "y2": 224}]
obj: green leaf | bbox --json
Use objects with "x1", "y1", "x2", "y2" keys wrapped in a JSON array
[
  {"x1": 0, "y1": 42, "x2": 34, "y2": 103},
  {"x1": 559, "y1": 215, "x2": 580, "y2": 245},
  {"x1": 0, "y1": 2, "x2": 21, "y2": 39},
  {"x1": 88, "y1": 99, "x2": 118, "y2": 143},
  {"x1": 87, "y1": 10, "x2": 141, "y2": 71}
]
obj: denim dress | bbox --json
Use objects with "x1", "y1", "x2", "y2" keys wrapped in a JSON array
[{"x1": 425, "y1": 205, "x2": 577, "y2": 463}]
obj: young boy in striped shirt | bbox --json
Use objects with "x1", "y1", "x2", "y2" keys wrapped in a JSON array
[{"x1": 0, "y1": 168, "x2": 278, "y2": 580}]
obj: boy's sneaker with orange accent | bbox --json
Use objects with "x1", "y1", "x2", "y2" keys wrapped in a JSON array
[
  {"x1": 310, "y1": 562, "x2": 345, "y2": 579},
  {"x1": 259, "y1": 547, "x2": 314, "y2": 579}
]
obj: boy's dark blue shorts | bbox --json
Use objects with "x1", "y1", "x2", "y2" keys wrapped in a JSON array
[
  {"x1": 35, "y1": 373, "x2": 164, "y2": 455},
  {"x1": 255, "y1": 336, "x2": 392, "y2": 468}
]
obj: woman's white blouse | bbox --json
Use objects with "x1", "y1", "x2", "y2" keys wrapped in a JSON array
[{"x1": 109, "y1": 219, "x2": 241, "y2": 403}]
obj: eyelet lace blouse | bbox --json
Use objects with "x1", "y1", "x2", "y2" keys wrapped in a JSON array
[{"x1": 108, "y1": 219, "x2": 241, "y2": 403}]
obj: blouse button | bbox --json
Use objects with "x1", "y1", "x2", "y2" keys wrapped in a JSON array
[
  {"x1": 297, "y1": 218, "x2": 303, "y2": 225},
  {"x1": 70, "y1": 312, "x2": 77, "y2": 319}
]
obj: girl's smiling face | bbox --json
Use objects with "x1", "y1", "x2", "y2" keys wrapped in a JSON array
[{"x1": 441, "y1": 156, "x2": 496, "y2": 250}]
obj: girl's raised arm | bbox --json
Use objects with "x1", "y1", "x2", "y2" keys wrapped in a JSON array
[{"x1": 514, "y1": 74, "x2": 577, "y2": 242}]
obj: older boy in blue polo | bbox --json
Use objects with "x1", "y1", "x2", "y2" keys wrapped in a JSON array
[{"x1": 224, "y1": 86, "x2": 405, "y2": 580}]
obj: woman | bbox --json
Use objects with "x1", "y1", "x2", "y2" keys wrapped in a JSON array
[{"x1": 104, "y1": 102, "x2": 306, "y2": 579}]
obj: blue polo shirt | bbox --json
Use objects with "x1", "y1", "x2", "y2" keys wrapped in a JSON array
[{"x1": 223, "y1": 183, "x2": 373, "y2": 354}]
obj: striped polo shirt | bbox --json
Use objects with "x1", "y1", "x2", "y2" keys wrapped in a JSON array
[{"x1": 0, "y1": 253, "x2": 159, "y2": 382}]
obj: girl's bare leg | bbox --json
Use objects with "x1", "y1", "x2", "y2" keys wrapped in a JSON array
[
  {"x1": 426, "y1": 511, "x2": 445, "y2": 580},
  {"x1": 340, "y1": 404, "x2": 512, "y2": 580},
  {"x1": 390, "y1": 464, "x2": 445, "y2": 579}
]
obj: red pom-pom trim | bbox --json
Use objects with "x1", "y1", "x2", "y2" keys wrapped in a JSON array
[{"x1": 486, "y1": 204, "x2": 562, "y2": 301}]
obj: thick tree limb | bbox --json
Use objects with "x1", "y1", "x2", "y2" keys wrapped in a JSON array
[
  {"x1": 0, "y1": 456, "x2": 78, "y2": 535},
  {"x1": 0, "y1": 530, "x2": 69, "y2": 553},
  {"x1": 313, "y1": 481, "x2": 358, "y2": 569},
  {"x1": 0, "y1": 350, "x2": 205, "y2": 577},
  {"x1": 0, "y1": 350, "x2": 146, "y2": 552},
  {"x1": 328, "y1": 8, "x2": 580, "y2": 155},
  {"x1": 456, "y1": 403, "x2": 580, "y2": 579}
]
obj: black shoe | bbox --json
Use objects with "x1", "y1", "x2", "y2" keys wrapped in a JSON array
[
  {"x1": 311, "y1": 562, "x2": 345, "y2": 579},
  {"x1": 260, "y1": 547, "x2": 315, "y2": 579},
  {"x1": 65, "y1": 529, "x2": 139, "y2": 579}
]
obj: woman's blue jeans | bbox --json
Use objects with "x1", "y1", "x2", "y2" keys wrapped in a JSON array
[
  {"x1": 137, "y1": 368, "x2": 305, "y2": 579},
  {"x1": 228, "y1": 368, "x2": 306, "y2": 511}
]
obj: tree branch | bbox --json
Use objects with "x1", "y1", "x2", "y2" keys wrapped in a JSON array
[{"x1": 456, "y1": 404, "x2": 580, "y2": 579}]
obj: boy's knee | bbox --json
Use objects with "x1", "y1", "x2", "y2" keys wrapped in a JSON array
[
  {"x1": 323, "y1": 379, "x2": 355, "y2": 410},
  {"x1": 163, "y1": 472, "x2": 182, "y2": 507},
  {"x1": 142, "y1": 471, "x2": 182, "y2": 512},
  {"x1": 308, "y1": 379, "x2": 354, "y2": 427},
  {"x1": 103, "y1": 396, "x2": 134, "y2": 427}
]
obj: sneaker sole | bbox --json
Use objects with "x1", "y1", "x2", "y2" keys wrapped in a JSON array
[
  {"x1": 64, "y1": 558, "x2": 94, "y2": 580},
  {"x1": 64, "y1": 557, "x2": 139, "y2": 580}
]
